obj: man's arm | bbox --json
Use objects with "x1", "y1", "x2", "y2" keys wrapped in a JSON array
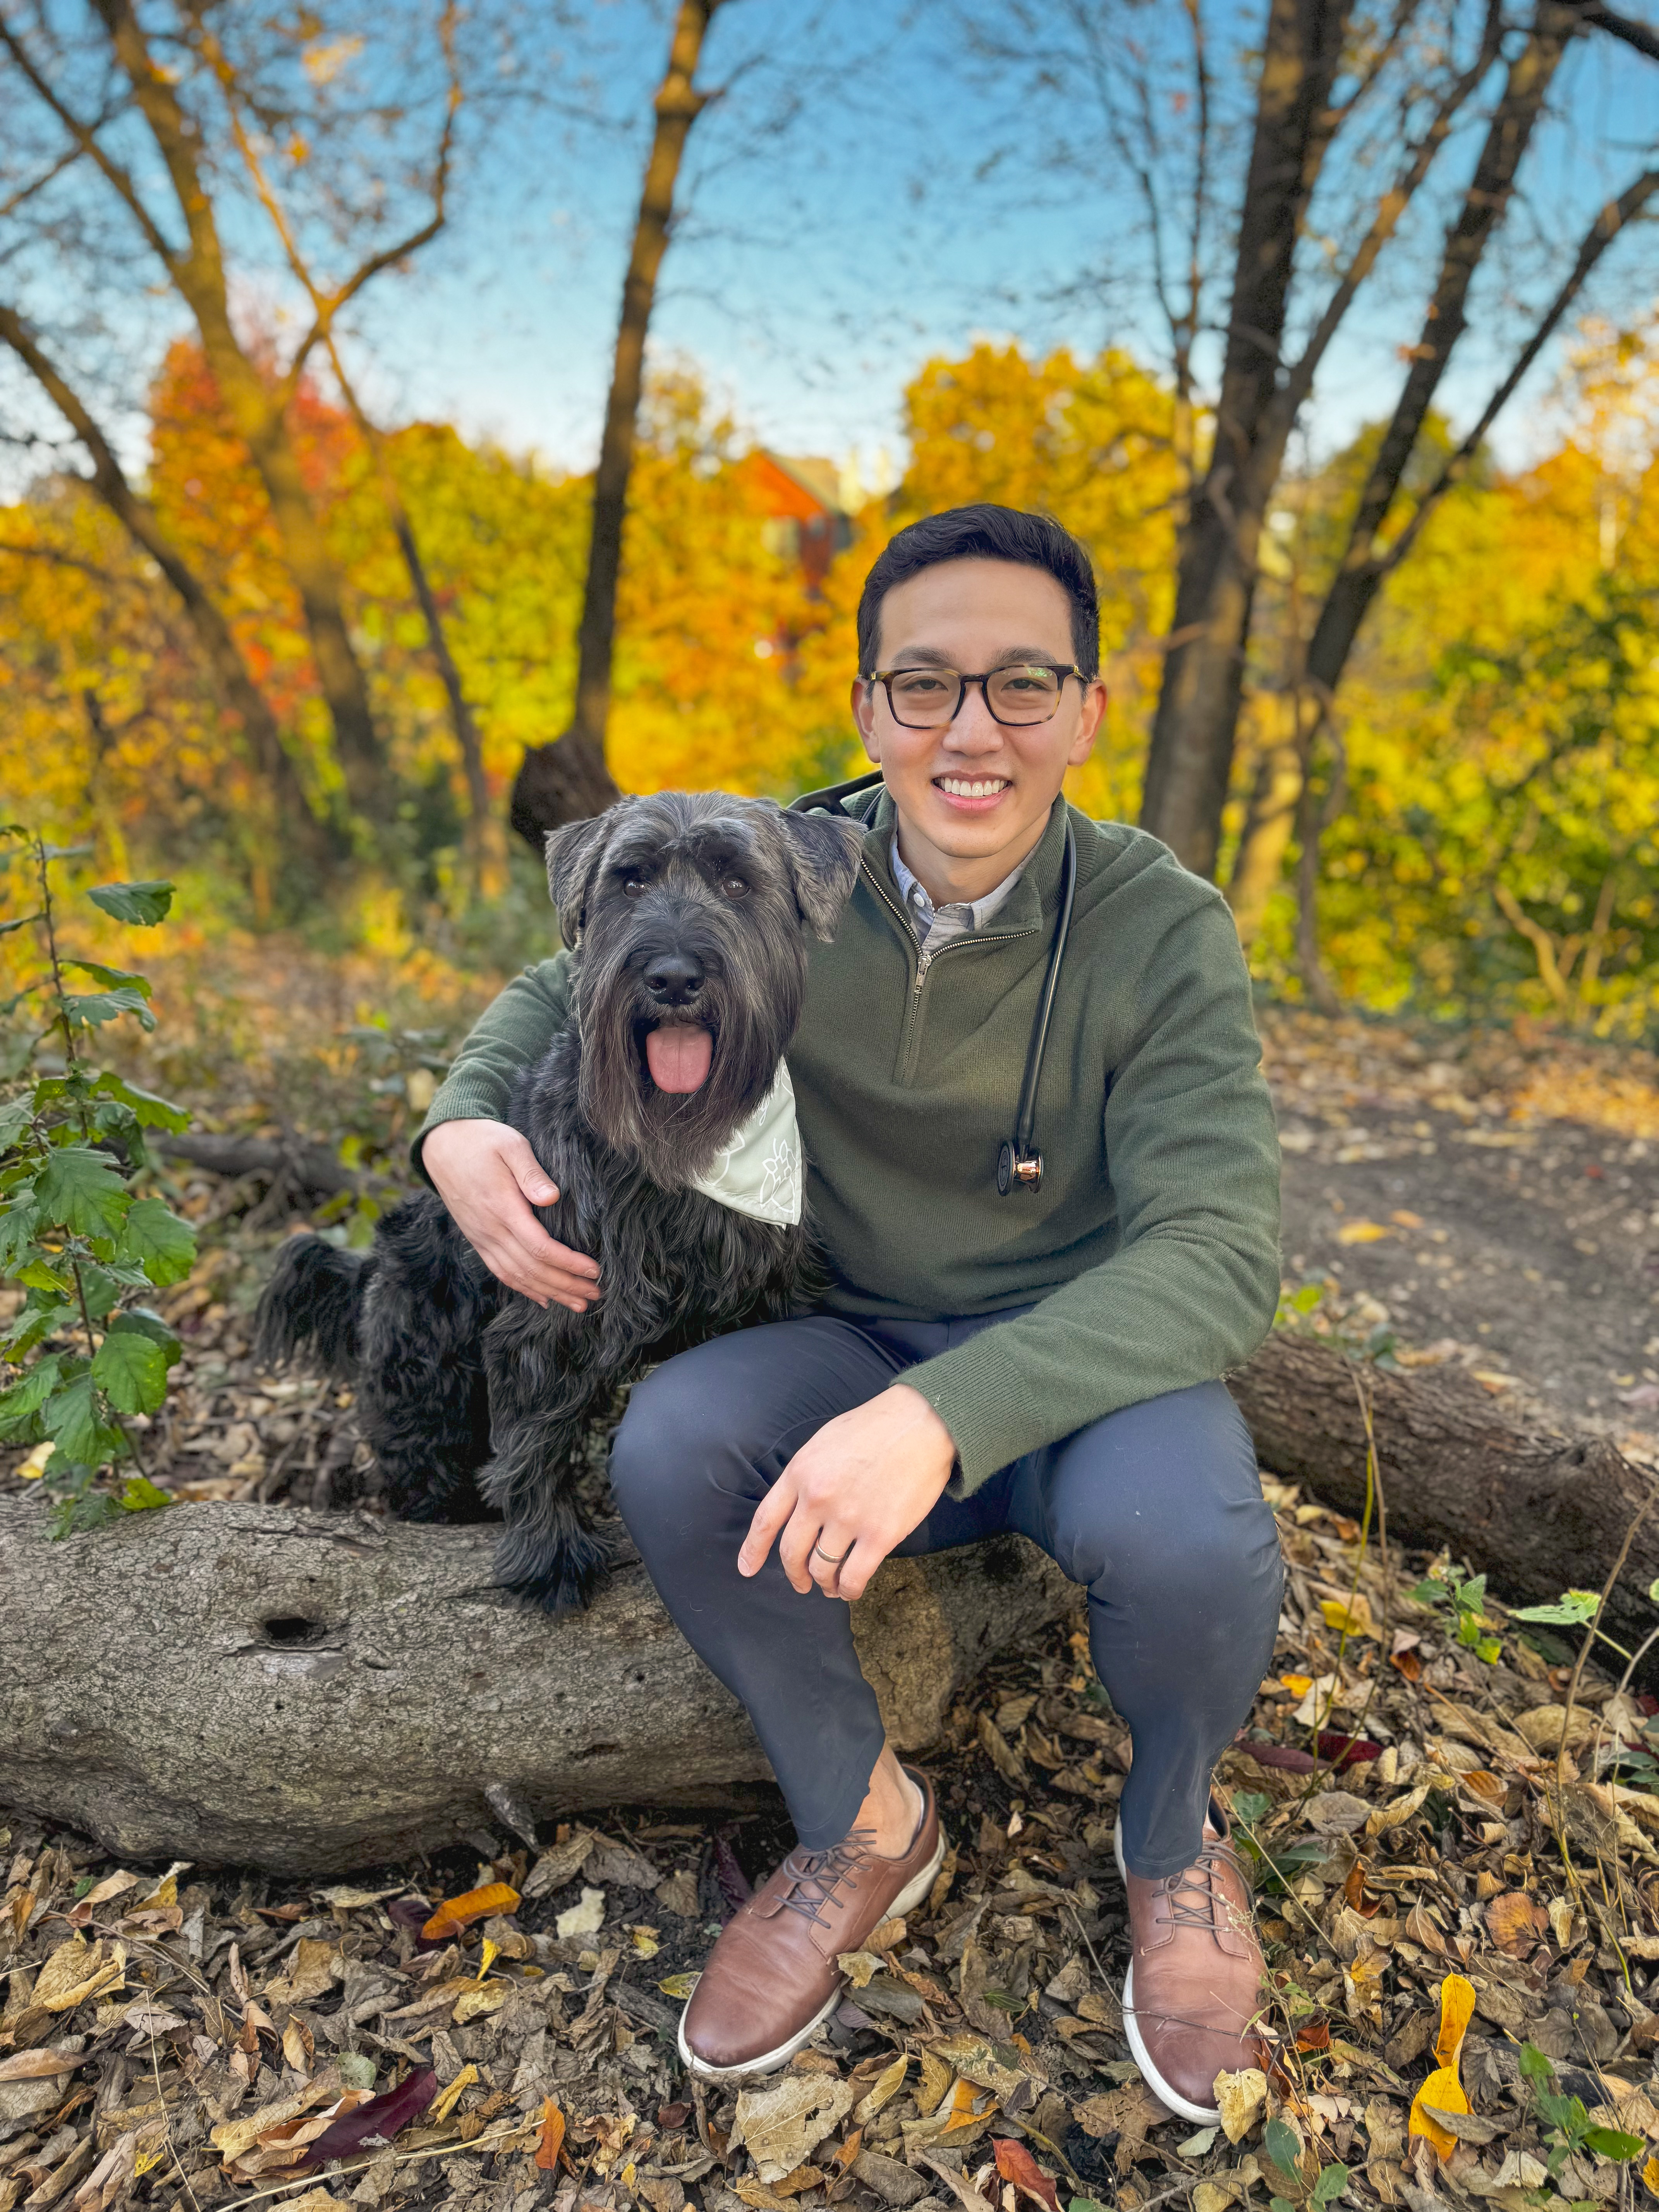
[
  {"x1": 414, "y1": 955, "x2": 599, "y2": 1310},
  {"x1": 902, "y1": 887, "x2": 1282, "y2": 1491}
]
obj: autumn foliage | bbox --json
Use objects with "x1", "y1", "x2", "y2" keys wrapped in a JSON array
[{"x1": 2, "y1": 323, "x2": 1656, "y2": 1034}]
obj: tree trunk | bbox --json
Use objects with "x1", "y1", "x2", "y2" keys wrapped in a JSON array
[
  {"x1": 1300, "y1": 0, "x2": 1574, "y2": 706},
  {"x1": 1229, "y1": 1331, "x2": 1659, "y2": 1664},
  {"x1": 0, "y1": 1501, "x2": 1073, "y2": 1875},
  {"x1": 0, "y1": 305, "x2": 339, "y2": 881},
  {"x1": 1138, "y1": 0, "x2": 1354, "y2": 878},
  {"x1": 1226, "y1": 706, "x2": 1304, "y2": 947},
  {"x1": 510, "y1": 0, "x2": 720, "y2": 848}
]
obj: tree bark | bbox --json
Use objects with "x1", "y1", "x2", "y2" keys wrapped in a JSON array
[
  {"x1": 0, "y1": 1501, "x2": 1073, "y2": 1875},
  {"x1": 1137, "y1": 0, "x2": 1355, "y2": 877},
  {"x1": 0, "y1": 304, "x2": 339, "y2": 879},
  {"x1": 1228, "y1": 1331, "x2": 1659, "y2": 1661},
  {"x1": 87, "y1": 0, "x2": 388, "y2": 820},
  {"x1": 1300, "y1": 0, "x2": 1574, "y2": 706},
  {"x1": 510, "y1": 0, "x2": 721, "y2": 847}
]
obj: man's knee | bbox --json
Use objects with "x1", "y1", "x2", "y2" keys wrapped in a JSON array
[{"x1": 608, "y1": 1338, "x2": 768, "y2": 1532}]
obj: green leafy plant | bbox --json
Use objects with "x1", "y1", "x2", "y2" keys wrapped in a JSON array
[
  {"x1": 1410, "y1": 1565, "x2": 1502, "y2": 1664},
  {"x1": 1263, "y1": 2113, "x2": 1348, "y2": 2210},
  {"x1": 0, "y1": 830, "x2": 196, "y2": 1535},
  {"x1": 1518, "y1": 2041, "x2": 1645, "y2": 2176}
]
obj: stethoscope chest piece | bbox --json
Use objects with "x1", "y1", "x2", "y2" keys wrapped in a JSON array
[{"x1": 997, "y1": 1142, "x2": 1043, "y2": 1196}]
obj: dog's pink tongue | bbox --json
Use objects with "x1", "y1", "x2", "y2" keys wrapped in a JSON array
[{"x1": 646, "y1": 1024, "x2": 713, "y2": 1093}]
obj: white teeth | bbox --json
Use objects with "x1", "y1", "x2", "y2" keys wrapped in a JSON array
[{"x1": 938, "y1": 778, "x2": 1008, "y2": 798}]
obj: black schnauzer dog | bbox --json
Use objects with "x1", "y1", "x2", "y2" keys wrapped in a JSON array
[{"x1": 257, "y1": 790, "x2": 863, "y2": 1613}]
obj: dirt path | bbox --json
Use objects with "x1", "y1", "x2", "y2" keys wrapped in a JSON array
[{"x1": 1261, "y1": 1011, "x2": 1659, "y2": 1460}]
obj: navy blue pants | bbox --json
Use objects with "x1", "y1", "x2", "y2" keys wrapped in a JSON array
[{"x1": 608, "y1": 1311, "x2": 1283, "y2": 1879}]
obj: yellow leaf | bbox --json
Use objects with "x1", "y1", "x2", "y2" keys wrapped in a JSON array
[
  {"x1": 1280, "y1": 1673, "x2": 1314, "y2": 1697},
  {"x1": 1641, "y1": 2154, "x2": 1659, "y2": 2196},
  {"x1": 1337, "y1": 1220, "x2": 1391, "y2": 1244},
  {"x1": 939, "y1": 2076, "x2": 998, "y2": 2133},
  {"x1": 659, "y1": 1972, "x2": 700, "y2": 2000},
  {"x1": 1408, "y1": 1976, "x2": 1478, "y2": 2163},
  {"x1": 475, "y1": 1939, "x2": 499, "y2": 1982},
  {"x1": 629, "y1": 1926, "x2": 660, "y2": 1958},
  {"x1": 1434, "y1": 1973, "x2": 1476, "y2": 2070},
  {"x1": 432, "y1": 2064, "x2": 478, "y2": 2123},
  {"x1": 1321, "y1": 1594, "x2": 1377, "y2": 1638},
  {"x1": 18, "y1": 1439, "x2": 54, "y2": 1478},
  {"x1": 1409, "y1": 2065, "x2": 1468, "y2": 2160}
]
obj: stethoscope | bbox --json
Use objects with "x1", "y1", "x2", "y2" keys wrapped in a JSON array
[{"x1": 790, "y1": 768, "x2": 1076, "y2": 1197}]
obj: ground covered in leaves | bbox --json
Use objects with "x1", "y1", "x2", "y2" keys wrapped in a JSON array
[{"x1": 5, "y1": 1008, "x2": 1659, "y2": 2212}]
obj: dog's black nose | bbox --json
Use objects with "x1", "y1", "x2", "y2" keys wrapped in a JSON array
[{"x1": 643, "y1": 951, "x2": 705, "y2": 1005}]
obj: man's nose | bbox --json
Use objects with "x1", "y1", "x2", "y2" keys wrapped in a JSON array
[
  {"x1": 947, "y1": 682, "x2": 1005, "y2": 746},
  {"x1": 643, "y1": 950, "x2": 706, "y2": 1006}
]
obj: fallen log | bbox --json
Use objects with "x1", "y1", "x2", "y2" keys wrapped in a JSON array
[
  {"x1": 1231, "y1": 1329, "x2": 1659, "y2": 1659},
  {"x1": 156, "y1": 1132, "x2": 376, "y2": 1199},
  {"x1": 0, "y1": 1497, "x2": 1072, "y2": 1875}
]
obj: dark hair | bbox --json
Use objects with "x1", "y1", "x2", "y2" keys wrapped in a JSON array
[{"x1": 856, "y1": 503, "x2": 1100, "y2": 678}]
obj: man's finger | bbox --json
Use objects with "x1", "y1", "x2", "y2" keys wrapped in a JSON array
[
  {"x1": 502, "y1": 1132, "x2": 560, "y2": 1208},
  {"x1": 739, "y1": 1479, "x2": 797, "y2": 1577},
  {"x1": 776, "y1": 1502, "x2": 824, "y2": 1594},
  {"x1": 836, "y1": 1539, "x2": 886, "y2": 1604}
]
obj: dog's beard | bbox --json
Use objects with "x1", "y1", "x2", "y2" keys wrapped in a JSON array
[{"x1": 575, "y1": 956, "x2": 802, "y2": 1188}]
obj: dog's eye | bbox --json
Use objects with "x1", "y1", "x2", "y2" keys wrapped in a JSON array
[
  {"x1": 720, "y1": 876, "x2": 749, "y2": 900},
  {"x1": 622, "y1": 876, "x2": 647, "y2": 898}
]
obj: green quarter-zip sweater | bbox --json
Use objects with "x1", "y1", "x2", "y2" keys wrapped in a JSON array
[{"x1": 414, "y1": 791, "x2": 1282, "y2": 1495}]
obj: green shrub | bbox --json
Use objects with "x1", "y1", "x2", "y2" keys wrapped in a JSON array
[{"x1": 0, "y1": 830, "x2": 197, "y2": 1534}]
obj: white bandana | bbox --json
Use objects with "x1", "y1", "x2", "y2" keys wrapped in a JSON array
[{"x1": 686, "y1": 1061, "x2": 803, "y2": 1225}]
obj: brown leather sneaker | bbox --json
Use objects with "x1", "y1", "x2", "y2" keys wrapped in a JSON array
[
  {"x1": 1113, "y1": 1800, "x2": 1266, "y2": 2123},
  {"x1": 678, "y1": 1769, "x2": 944, "y2": 2079}
]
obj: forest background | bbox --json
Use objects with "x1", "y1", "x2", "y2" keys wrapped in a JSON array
[{"x1": 3, "y1": 0, "x2": 1659, "y2": 1127}]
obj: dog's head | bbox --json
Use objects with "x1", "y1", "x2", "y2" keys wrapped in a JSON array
[{"x1": 545, "y1": 791, "x2": 864, "y2": 1185}]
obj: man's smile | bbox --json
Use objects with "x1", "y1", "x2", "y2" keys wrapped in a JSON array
[{"x1": 933, "y1": 773, "x2": 1011, "y2": 809}]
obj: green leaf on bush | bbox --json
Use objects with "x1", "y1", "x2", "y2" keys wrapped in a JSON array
[
  {"x1": 118, "y1": 1474, "x2": 172, "y2": 1514},
  {"x1": 42, "y1": 1373, "x2": 124, "y2": 1467},
  {"x1": 0, "y1": 1098, "x2": 32, "y2": 1150},
  {"x1": 35, "y1": 1146, "x2": 130, "y2": 1237},
  {"x1": 0, "y1": 1355, "x2": 61, "y2": 1435},
  {"x1": 117, "y1": 1197, "x2": 196, "y2": 1287},
  {"x1": 1513, "y1": 1592, "x2": 1600, "y2": 1627},
  {"x1": 91, "y1": 1326, "x2": 171, "y2": 1415},
  {"x1": 63, "y1": 960, "x2": 152, "y2": 999},
  {"x1": 88, "y1": 878, "x2": 174, "y2": 926},
  {"x1": 0, "y1": 1195, "x2": 41, "y2": 1269},
  {"x1": 93, "y1": 1072, "x2": 189, "y2": 1133},
  {"x1": 61, "y1": 988, "x2": 156, "y2": 1032}
]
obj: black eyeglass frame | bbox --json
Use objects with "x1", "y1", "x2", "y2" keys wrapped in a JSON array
[{"x1": 864, "y1": 661, "x2": 1085, "y2": 730}]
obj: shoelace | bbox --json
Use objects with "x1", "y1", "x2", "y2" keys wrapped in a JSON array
[
  {"x1": 1158, "y1": 1843, "x2": 1236, "y2": 1936},
  {"x1": 775, "y1": 1827, "x2": 875, "y2": 1929}
]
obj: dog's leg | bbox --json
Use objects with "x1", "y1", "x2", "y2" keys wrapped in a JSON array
[
  {"x1": 355, "y1": 1197, "x2": 499, "y2": 1524},
  {"x1": 478, "y1": 1317, "x2": 619, "y2": 1614}
]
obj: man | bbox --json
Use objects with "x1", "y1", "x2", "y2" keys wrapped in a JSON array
[{"x1": 415, "y1": 504, "x2": 1284, "y2": 2118}]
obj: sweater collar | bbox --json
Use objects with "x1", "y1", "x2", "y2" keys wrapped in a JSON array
[{"x1": 852, "y1": 786, "x2": 1071, "y2": 938}]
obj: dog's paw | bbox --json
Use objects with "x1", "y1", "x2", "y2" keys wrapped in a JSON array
[{"x1": 494, "y1": 1526, "x2": 614, "y2": 1616}]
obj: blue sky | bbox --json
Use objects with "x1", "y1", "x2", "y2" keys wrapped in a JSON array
[
  {"x1": 323, "y1": 0, "x2": 1659, "y2": 484},
  {"x1": 6, "y1": 0, "x2": 1655, "y2": 491}
]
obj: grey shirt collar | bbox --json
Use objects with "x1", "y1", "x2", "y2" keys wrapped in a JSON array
[{"x1": 890, "y1": 832, "x2": 1034, "y2": 947}]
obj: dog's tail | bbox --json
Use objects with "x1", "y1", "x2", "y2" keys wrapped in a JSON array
[{"x1": 255, "y1": 1234, "x2": 374, "y2": 1381}]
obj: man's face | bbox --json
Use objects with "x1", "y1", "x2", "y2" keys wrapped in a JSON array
[{"x1": 850, "y1": 558, "x2": 1106, "y2": 885}]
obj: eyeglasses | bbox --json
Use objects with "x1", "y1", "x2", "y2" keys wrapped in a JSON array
[{"x1": 867, "y1": 661, "x2": 1083, "y2": 730}]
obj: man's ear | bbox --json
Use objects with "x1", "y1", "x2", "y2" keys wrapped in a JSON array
[
  {"x1": 781, "y1": 809, "x2": 865, "y2": 941},
  {"x1": 544, "y1": 813, "x2": 612, "y2": 948}
]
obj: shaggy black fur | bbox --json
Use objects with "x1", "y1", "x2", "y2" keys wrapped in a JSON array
[{"x1": 257, "y1": 790, "x2": 863, "y2": 1614}]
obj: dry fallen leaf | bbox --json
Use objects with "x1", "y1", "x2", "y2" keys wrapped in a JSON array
[
  {"x1": 732, "y1": 2075, "x2": 854, "y2": 2184},
  {"x1": 1408, "y1": 1974, "x2": 1476, "y2": 2161},
  {"x1": 851, "y1": 2053, "x2": 909, "y2": 2126},
  {"x1": 556, "y1": 1887, "x2": 607, "y2": 1940},
  {"x1": 1486, "y1": 1891, "x2": 1547, "y2": 1957},
  {"x1": 431, "y1": 2063, "x2": 478, "y2": 2123},
  {"x1": 1320, "y1": 1592, "x2": 1377, "y2": 1638},
  {"x1": 535, "y1": 2099, "x2": 567, "y2": 2173},
  {"x1": 32, "y1": 1935, "x2": 126, "y2": 2013},
  {"x1": 1214, "y1": 2066, "x2": 1266, "y2": 2145},
  {"x1": 419, "y1": 1881, "x2": 521, "y2": 1942},
  {"x1": 1338, "y1": 1220, "x2": 1391, "y2": 1243}
]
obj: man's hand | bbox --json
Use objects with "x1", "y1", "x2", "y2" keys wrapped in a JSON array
[
  {"x1": 421, "y1": 1119, "x2": 599, "y2": 1312},
  {"x1": 739, "y1": 1384, "x2": 957, "y2": 1602}
]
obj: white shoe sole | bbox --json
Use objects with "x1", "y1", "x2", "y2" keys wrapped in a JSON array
[
  {"x1": 676, "y1": 1825, "x2": 948, "y2": 2081},
  {"x1": 1114, "y1": 1817, "x2": 1225, "y2": 2127}
]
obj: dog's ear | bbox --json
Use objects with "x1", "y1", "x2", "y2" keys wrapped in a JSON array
[
  {"x1": 545, "y1": 814, "x2": 612, "y2": 947},
  {"x1": 780, "y1": 808, "x2": 865, "y2": 941}
]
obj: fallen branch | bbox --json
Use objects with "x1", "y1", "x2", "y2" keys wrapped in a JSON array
[
  {"x1": 156, "y1": 1131, "x2": 398, "y2": 1199},
  {"x1": 0, "y1": 1498, "x2": 1072, "y2": 1873},
  {"x1": 1230, "y1": 1330, "x2": 1659, "y2": 1664}
]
